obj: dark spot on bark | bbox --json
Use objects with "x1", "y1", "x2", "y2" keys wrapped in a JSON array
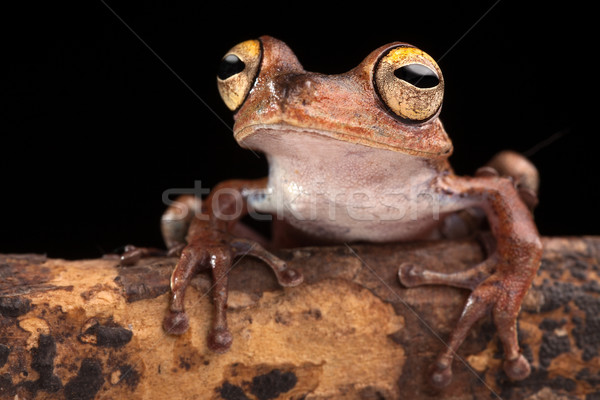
[
  {"x1": 566, "y1": 255, "x2": 590, "y2": 272},
  {"x1": 305, "y1": 308, "x2": 322, "y2": 320},
  {"x1": 549, "y1": 269, "x2": 563, "y2": 279},
  {"x1": 583, "y1": 280, "x2": 600, "y2": 293},
  {"x1": 274, "y1": 312, "x2": 290, "y2": 325},
  {"x1": 115, "y1": 262, "x2": 173, "y2": 302},
  {"x1": 203, "y1": 360, "x2": 210, "y2": 366},
  {"x1": 551, "y1": 375, "x2": 576, "y2": 392},
  {"x1": 577, "y1": 368, "x2": 600, "y2": 386},
  {"x1": 79, "y1": 321, "x2": 133, "y2": 348},
  {"x1": 359, "y1": 386, "x2": 386, "y2": 399},
  {"x1": 0, "y1": 344, "x2": 9, "y2": 367},
  {"x1": 31, "y1": 335, "x2": 62, "y2": 392},
  {"x1": 573, "y1": 295, "x2": 600, "y2": 361},
  {"x1": 0, "y1": 373, "x2": 15, "y2": 397},
  {"x1": 570, "y1": 267, "x2": 587, "y2": 280},
  {"x1": 97, "y1": 325, "x2": 132, "y2": 347},
  {"x1": 539, "y1": 318, "x2": 567, "y2": 331},
  {"x1": 538, "y1": 281, "x2": 577, "y2": 312},
  {"x1": 118, "y1": 364, "x2": 140, "y2": 390},
  {"x1": 539, "y1": 332, "x2": 570, "y2": 368},
  {"x1": 179, "y1": 356, "x2": 191, "y2": 371},
  {"x1": 217, "y1": 381, "x2": 250, "y2": 400},
  {"x1": 250, "y1": 369, "x2": 297, "y2": 400},
  {"x1": 22, "y1": 334, "x2": 62, "y2": 394},
  {"x1": 64, "y1": 358, "x2": 104, "y2": 400},
  {"x1": 0, "y1": 296, "x2": 31, "y2": 317}
]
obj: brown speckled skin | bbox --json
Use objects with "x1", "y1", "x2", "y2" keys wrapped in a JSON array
[{"x1": 142, "y1": 36, "x2": 542, "y2": 388}]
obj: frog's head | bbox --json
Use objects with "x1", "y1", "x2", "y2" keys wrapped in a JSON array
[{"x1": 217, "y1": 35, "x2": 452, "y2": 159}]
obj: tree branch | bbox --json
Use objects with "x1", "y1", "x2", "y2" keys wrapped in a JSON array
[{"x1": 1, "y1": 237, "x2": 599, "y2": 399}]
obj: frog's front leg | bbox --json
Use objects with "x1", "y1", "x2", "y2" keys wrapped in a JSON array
[
  {"x1": 162, "y1": 179, "x2": 303, "y2": 353},
  {"x1": 399, "y1": 174, "x2": 542, "y2": 388}
]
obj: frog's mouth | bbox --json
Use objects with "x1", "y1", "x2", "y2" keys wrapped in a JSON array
[{"x1": 234, "y1": 122, "x2": 453, "y2": 159}]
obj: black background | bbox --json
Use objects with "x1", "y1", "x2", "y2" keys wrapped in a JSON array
[{"x1": 2, "y1": 1, "x2": 595, "y2": 259}]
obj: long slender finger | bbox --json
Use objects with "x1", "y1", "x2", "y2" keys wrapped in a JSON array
[
  {"x1": 399, "y1": 257, "x2": 495, "y2": 290},
  {"x1": 230, "y1": 238, "x2": 303, "y2": 287}
]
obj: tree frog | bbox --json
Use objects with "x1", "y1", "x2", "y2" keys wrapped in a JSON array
[{"x1": 123, "y1": 36, "x2": 542, "y2": 388}]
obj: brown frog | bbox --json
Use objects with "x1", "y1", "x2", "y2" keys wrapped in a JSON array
[{"x1": 123, "y1": 36, "x2": 542, "y2": 388}]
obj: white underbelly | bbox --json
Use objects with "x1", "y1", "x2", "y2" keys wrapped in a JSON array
[
  {"x1": 247, "y1": 166, "x2": 445, "y2": 242},
  {"x1": 242, "y1": 128, "x2": 451, "y2": 243}
]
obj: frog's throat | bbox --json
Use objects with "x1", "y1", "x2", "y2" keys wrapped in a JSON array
[{"x1": 235, "y1": 123, "x2": 454, "y2": 159}]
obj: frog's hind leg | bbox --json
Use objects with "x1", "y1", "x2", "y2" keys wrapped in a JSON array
[
  {"x1": 398, "y1": 250, "x2": 533, "y2": 387},
  {"x1": 403, "y1": 175, "x2": 542, "y2": 388}
]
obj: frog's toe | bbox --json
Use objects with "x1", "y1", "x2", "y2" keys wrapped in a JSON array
[
  {"x1": 163, "y1": 310, "x2": 189, "y2": 335},
  {"x1": 430, "y1": 361, "x2": 453, "y2": 389},
  {"x1": 120, "y1": 245, "x2": 143, "y2": 265},
  {"x1": 278, "y1": 267, "x2": 304, "y2": 287},
  {"x1": 504, "y1": 354, "x2": 531, "y2": 381},
  {"x1": 166, "y1": 242, "x2": 186, "y2": 257},
  {"x1": 119, "y1": 244, "x2": 167, "y2": 266},
  {"x1": 208, "y1": 327, "x2": 233, "y2": 353},
  {"x1": 398, "y1": 262, "x2": 425, "y2": 287}
]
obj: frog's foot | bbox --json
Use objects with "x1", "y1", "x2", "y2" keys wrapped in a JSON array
[
  {"x1": 163, "y1": 241, "x2": 233, "y2": 352},
  {"x1": 163, "y1": 236, "x2": 303, "y2": 354},
  {"x1": 398, "y1": 256, "x2": 533, "y2": 387}
]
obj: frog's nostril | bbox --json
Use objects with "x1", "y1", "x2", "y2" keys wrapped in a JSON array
[{"x1": 273, "y1": 74, "x2": 317, "y2": 106}]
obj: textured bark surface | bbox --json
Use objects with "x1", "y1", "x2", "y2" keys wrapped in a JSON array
[{"x1": 1, "y1": 237, "x2": 599, "y2": 399}]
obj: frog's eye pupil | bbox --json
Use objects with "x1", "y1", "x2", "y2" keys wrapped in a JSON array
[
  {"x1": 218, "y1": 54, "x2": 246, "y2": 80},
  {"x1": 394, "y1": 64, "x2": 439, "y2": 89}
]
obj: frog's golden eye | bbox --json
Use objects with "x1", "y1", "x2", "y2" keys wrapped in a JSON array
[
  {"x1": 217, "y1": 39, "x2": 262, "y2": 111},
  {"x1": 374, "y1": 46, "x2": 444, "y2": 123}
]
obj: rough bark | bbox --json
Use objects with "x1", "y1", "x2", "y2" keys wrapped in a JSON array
[{"x1": 1, "y1": 237, "x2": 599, "y2": 400}]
